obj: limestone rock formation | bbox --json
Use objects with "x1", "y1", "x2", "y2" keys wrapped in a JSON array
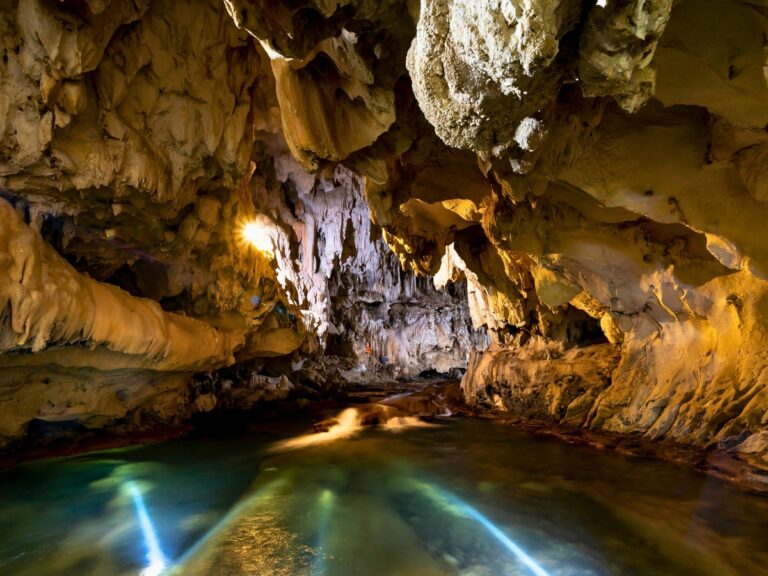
[
  {"x1": 413, "y1": 0, "x2": 768, "y2": 465},
  {"x1": 462, "y1": 337, "x2": 621, "y2": 427},
  {"x1": 1, "y1": 0, "x2": 768, "y2": 471},
  {"x1": 0, "y1": 198, "x2": 238, "y2": 371},
  {"x1": 0, "y1": 0, "x2": 486, "y2": 449},
  {"x1": 246, "y1": 147, "x2": 488, "y2": 376},
  {"x1": 232, "y1": 0, "x2": 768, "y2": 465},
  {"x1": 407, "y1": 0, "x2": 582, "y2": 155}
]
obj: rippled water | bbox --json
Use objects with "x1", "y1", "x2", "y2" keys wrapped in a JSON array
[{"x1": 1, "y1": 417, "x2": 767, "y2": 575}]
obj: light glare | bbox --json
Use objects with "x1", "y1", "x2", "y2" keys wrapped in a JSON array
[
  {"x1": 128, "y1": 482, "x2": 168, "y2": 576},
  {"x1": 241, "y1": 220, "x2": 274, "y2": 254},
  {"x1": 458, "y1": 501, "x2": 551, "y2": 576},
  {"x1": 410, "y1": 478, "x2": 552, "y2": 576},
  {"x1": 313, "y1": 489, "x2": 336, "y2": 575}
]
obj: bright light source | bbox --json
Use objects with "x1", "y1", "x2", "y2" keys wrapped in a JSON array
[
  {"x1": 127, "y1": 482, "x2": 168, "y2": 576},
  {"x1": 241, "y1": 220, "x2": 274, "y2": 254}
]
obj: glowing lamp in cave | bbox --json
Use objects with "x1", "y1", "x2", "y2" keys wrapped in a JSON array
[{"x1": 241, "y1": 220, "x2": 274, "y2": 254}]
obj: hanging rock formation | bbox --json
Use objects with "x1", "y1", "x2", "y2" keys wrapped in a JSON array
[
  {"x1": 0, "y1": 0, "x2": 767, "y2": 469},
  {"x1": 223, "y1": 0, "x2": 768, "y2": 465},
  {"x1": 0, "y1": 0, "x2": 484, "y2": 448},
  {"x1": 247, "y1": 154, "x2": 487, "y2": 377}
]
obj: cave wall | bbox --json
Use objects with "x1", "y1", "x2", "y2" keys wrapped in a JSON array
[
  {"x1": 203, "y1": 130, "x2": 490, "y2": 376},
  {"x1": 0, "y1": 0, "x2": 484, "y2": 448},
  {"x1": 0, "y1": 0, "x2": 309, "y2": 448},
  {"x1": 246, "y1": 154, "x2": 488, "y2": 376},
  {"x1": 0, "y1": 0, "x2": 767, "y2": 465},
  {"x1": 221, "y1": 0, "x2": 768, "y2": 465}
]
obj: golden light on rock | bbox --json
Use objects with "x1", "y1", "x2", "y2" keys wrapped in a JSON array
[{"x1": 240, "y1": 220, "x2": 274, "y2": 255}]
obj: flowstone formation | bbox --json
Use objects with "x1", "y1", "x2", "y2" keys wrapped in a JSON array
[{"x1": 1, "y1": 0, "x2": 768, "y2": 470}]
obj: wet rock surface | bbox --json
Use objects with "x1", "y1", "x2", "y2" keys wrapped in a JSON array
[
  {"x1": 308, "y1": 379, "x2": 768, "y2": 493},
  {"x1": 311, "y1": 378, "x2": 467, "y2": 432}
]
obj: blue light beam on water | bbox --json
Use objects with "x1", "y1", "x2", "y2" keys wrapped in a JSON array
[
  {"x1": 127, "y1": 482, "x2": 168, "y2": 576},
  {"x1": 455, "y1": 499, "x2": 551, "y2": 576},
  {"x1": 408, "y1": 478, "x2": 552, "y2": 576}
]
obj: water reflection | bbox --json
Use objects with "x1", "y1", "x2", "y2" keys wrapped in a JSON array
[
  {"x1": 406, "y1": 478, "x2": 552, "y2": 576},
  {"x1": 271, "y1": 406, "x2": 436, "y2": 451},
  {"x1": 126, "y1": 482, "x2": 167, "y2": 576},
  {"x1": 1, "y1": 418, "x2": 767, "y2": 575}
]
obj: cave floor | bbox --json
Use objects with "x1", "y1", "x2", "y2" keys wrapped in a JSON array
[{"x1": 1, "y1": 415, "x2": 767, "y2": 576}]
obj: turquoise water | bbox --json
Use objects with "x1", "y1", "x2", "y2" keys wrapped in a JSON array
[{"x1": 1, "y1": 417, "x2": 767, "y2": 575}]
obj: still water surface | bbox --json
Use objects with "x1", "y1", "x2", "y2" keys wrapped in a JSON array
[{"x1": 1, "y1": 417, "x2": 767, "y2": 575}]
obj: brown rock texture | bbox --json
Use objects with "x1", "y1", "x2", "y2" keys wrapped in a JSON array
[{"x1": 1, "y1": 0, "x2": 767, "y2": 466}]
